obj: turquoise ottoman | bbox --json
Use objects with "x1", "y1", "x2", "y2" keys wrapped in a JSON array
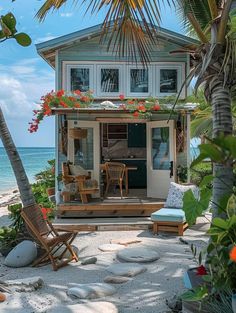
[{"x1": 151, "y1": 208, "x2": 188, "y2": 236}]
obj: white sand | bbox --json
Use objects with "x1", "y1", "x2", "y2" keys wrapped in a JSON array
[{"x1": 0, "y1": 190, "x2": 210, "y2": 313}]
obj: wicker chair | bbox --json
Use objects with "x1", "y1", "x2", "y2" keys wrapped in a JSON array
[
  {"x1": 75, "y1": 175, "x2": 99, "y2": 204},
  {"x1": 21, "y1": 204, "x2": 78, "y2": 271},
  {"x1": 104, "y1": 162, "x2": 126, "y2": 198}
]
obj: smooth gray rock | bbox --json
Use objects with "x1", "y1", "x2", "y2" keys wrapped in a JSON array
[
  {"x1": 98, "y1": 243, "x2": 125, "y2": 252},
  {"x1": 67, "y1": 283, "x2": 116, "y2": 299},
  {"x1": 117, "y1": 247, "x2": 160, "y2": 263},
  {"x1": 4, "y1": 276, "x2": 44, "y2": 292},
  {"x1": 104, "y1": 275, "x2": 131, "y2": 284},
  {"x1": 81, "y1": 257, "x2": 97, "y2": 265},
  {"x1": 48, "y1": 302, "x2": 118, "y2": 313},
  {"x1": 106, "y1": 263, "x2": 146, "y2": 277},
  {"x1": 4, "y1": 240, "x2": 37, "y2": 268}
]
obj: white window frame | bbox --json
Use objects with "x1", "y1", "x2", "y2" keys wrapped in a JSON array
[
  {"x1": 62, "y1": 61, "x2": 186, "y2": 99},
  {"x1": 155, "y1": 63, "x2": 185, "y2": 98},
  {"x1": 96, "y1": 64, "x2": 123, "y2": 97},
  {"x1": 127, "y1": 65, "x2": 152, "y2": 97},
  {"x1": 64, "y1": 63, "x2": 94, "y2": 93}
]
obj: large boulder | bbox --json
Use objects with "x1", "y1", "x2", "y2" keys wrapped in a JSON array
[{"x1": 4, "y1": 240, "x2": 37, "y2": 268}]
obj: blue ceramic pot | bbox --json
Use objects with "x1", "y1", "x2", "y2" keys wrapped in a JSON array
[{"x1": 232, "y1": 294, "x2": 236, "y2": 313}]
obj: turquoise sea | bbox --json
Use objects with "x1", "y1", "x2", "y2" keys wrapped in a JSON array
[{"x1": 0, "y1": 147, "x2": 55, "y2": 192}]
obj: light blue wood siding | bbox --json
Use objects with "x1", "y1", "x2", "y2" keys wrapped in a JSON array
[{"x1": 57, "y1": 35, "x2": 189, "y2": 93}]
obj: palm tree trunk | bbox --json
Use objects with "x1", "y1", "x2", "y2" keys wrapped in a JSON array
[
  {"x1": 0, "y1": 107, "x2": 35, "y2": 207},
  {"x1": 210, "y1": 78, "x2": 234, "y2": 218}
]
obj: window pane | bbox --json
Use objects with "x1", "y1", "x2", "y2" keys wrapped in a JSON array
[
  {"x1": 74, "y1": 128, "x2": 93, "y2": 170},
  {"x1": 152, "y1": 127, "x2": 169, "y2": 170},
  {"x1": 160, "y1": 69, "x2": 177, "y2": 93},
  {"x1": 101, "y1": 69, "x2": 119, "y2": 92},
  {"x1": 130, "y1": 69, "x2": 148, "y2": 93},
  {"x1": 71, "y1": 68, "x2": 89, "y2": 92}
]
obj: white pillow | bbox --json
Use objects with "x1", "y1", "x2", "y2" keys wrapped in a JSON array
[
  {"x1": 69, "y1": 165, "x2": 88, "y2": 176},
  {"x1": 164, "y1": 182, "x2": 199, "y2": 209}
]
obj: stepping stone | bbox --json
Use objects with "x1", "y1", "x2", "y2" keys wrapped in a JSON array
[
  {"x1": 4, "y1": 240, "x2": 37, "y2": 267},
  {"x1": 104, "y1": 275, "x2": 131, "y2": 284},
  {"x1": 98, "y1": 244, "x2": 125, "y2": 252},
  {"x1": 110, "y1": 238, "x2": 142, "y2": 246},
  {"x1": 48, "y1": 302, "x2": 118, "y2": 313},
  {"x1": 117, "y1": 247, "x2": 160, "y2": 263},
  {"x1": 81, "y1": 257, "x2": 97, "y2": 265},
  {"x1": 106, "y1": 263, "x2": 146, "y2": 277},
  {"x1": 67, "y1": 283, "x2": 116, "y2": 299}
]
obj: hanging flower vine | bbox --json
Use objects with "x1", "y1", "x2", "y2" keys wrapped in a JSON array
[
  {"x1": 29, "y1": 90, "x2": 167, "y2": 133},
  {"x1": 28, "y1": 89, "x2": 93, "y2": 133}
]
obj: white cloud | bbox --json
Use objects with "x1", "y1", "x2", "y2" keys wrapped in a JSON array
[
  {"x1": 0, "y1": 59, "x2": 54, "y2": 120},
  {"x1": 60, "y1": 12, "x2": 73, "y2": 18}
]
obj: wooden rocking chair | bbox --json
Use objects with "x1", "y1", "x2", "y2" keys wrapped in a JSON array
[{"x1": 21, "y1": 204, "x2": 79, "y2": 271}]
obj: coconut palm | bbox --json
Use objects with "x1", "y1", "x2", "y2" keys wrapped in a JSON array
[
  {"x1": 0, "y1": 13, "x2": 35, "y2": 208},
  {"x1": 0, "y1": 107, "x2": 36, "y2": 207},
  {"x1": 37, "y1": 0, "x2": 236, "y2": 216}
]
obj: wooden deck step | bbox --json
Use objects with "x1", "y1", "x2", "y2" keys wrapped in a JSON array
[{"x1": 53, "y1": 216, "x2": 153, "y2": 232}]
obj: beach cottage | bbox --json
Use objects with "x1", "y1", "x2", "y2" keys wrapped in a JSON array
[{"x1": 36, "y1": 23, "x2": 197, "y2": 220}]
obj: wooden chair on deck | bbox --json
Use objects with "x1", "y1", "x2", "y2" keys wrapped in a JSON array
[
  {"x1": 76, "y1": 175, "x2": 99, "y2": 204},
  {"x1": 104, "y1": 162, "x2": 126, "y2": 198},
  {"x1": 21, "y1": 204, "x2": 79, "y2": 271}
]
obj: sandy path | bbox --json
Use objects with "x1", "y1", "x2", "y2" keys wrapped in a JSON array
[{"x1": 0, "y1": 190, "x2": 210, "y2": 313}]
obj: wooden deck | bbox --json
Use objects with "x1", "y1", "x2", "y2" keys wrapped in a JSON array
[
  {"x1": 53, "y1": 216, "x2": 153, "y2": 232},
  {"x1": 57, "y1": 198, "x2": 164, "y2": 217}
]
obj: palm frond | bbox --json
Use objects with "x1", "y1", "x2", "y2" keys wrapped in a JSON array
[
  {"x1": 191, "y1": 107, "x2": 213, "y2": 138},
  {"x1": 176, "y1": 0, "x2": 221, "y2": 38},
  {"x1": 36, "y1": 0, "x2": 174, "y2": 64}
]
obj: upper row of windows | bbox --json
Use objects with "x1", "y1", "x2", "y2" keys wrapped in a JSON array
[{"x1": 63, "y1": 62, "x2": 186, "y2": 98}]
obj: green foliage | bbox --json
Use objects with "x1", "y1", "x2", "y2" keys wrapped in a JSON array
[
  {"x1": 0, "y1": 226, "x2": 17, "y2": 251},
  {"x1": 32, "y1": 159, "x2": 55, "y2": 208},
  {"x1": 190, "y1": 162, "x2": 213, "y2": 185},
  {"x1": 192, "y1": 136, "x2": 236, "y2": 167},
  {"x1": 0, "y1": 13, "x2": 31, "y2": 46},
  {"x1": 183, "y1": 188, "x2": 212, "y2": 226},
  {"x1": 177, "y1": 165, "x2": 188, "y2": 183}
]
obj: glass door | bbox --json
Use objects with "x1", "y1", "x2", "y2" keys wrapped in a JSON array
[
  {"x1": 68, "y1": 120, "x2": 100, "y2": 196},
  {"x1": 147, "y1": 120, "x2": 175, "y2": 198}
]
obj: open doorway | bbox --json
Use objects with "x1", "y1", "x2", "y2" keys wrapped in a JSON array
[{"x1": 100, "y1": 122, "x2": 147, "y2": 198}]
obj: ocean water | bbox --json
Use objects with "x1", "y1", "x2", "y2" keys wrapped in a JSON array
[{"x1": 0, "y1": 147, "x2": 55, "y2": 192}]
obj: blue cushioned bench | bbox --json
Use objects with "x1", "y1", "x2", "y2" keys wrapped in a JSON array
[{"x1": 151, "y1": 208, "x2": 188, "y2": 236}]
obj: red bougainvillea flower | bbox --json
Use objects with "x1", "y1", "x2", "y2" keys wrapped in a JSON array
[
  {"x1": 56, "y1": 90, "x2": 64, "y2": 97},
  {"x1": 153, "y1": 104, "x2": 161, "y2": 111},
  {"x1": 137, "y1": 104, "x2": 146, "y2": 112},
  {"x1": 127, "y1": 100, "x2": 135, "y2": 105},
  {"x1": 196, "y1": 265, "x2": 207, "y2": 276},
  {"x1": 74, "y1": 90, "x2": 81, "y2": 96},
  {"x1": 41, "y1": 207, "x2": 52, "y2": 220},
  {"x1": 119, "y1": 94, "x2": 125, "y2": 100},
  {"x1": 41, "y1": 207, "x2": 48, "y2": 220},
  {"x1": 230, "y1": 246, "x2": 236, "y2": 262},
  {"x1": 133, "y1": 111, "x2": 139, "y2": 117}
]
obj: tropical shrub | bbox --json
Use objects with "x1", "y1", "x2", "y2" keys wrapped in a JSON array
[{"x1": 182, "y1": 135, "x2": 236, "y2": 308}]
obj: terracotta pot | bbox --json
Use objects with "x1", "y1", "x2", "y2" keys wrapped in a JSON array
[
  {"x1": 68, "y1": 128, "x2": 87, "y2": 139},
  {"x1": 46, "y1": 187, "x2": 55, "y2": 196}
]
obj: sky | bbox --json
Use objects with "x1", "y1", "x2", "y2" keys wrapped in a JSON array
[{"x1": 0, "y1": 0, "x2": 183, "y2": 147}]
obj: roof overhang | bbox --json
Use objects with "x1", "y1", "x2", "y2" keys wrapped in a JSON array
[{"x1": 36, "y1": 22, "x2": 199, "y2": 68}]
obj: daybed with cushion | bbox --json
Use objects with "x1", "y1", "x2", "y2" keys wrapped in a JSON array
[{"x1": 151, "y1": 182, "x2": 199, "y2": 236}]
